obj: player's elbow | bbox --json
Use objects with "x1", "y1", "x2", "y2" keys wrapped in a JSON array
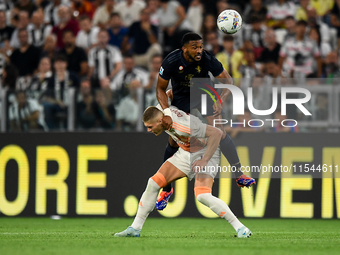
[{"x1": 214, "y1": 128, "x2": 223, "y2": 140}]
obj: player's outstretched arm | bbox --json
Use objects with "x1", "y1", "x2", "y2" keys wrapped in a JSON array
[
  {"x1": 215, "y1": 69, "x2": 235, "y2": 103},
  {"x1": 156, "y1": 76, "x2": 172, "y2": 130},
  {"x1": 156, "y1": 76, "x2": 170, "y2": 109},
  {"x1": 192, "y1": 125, "x2": 223, "y2": 170}
]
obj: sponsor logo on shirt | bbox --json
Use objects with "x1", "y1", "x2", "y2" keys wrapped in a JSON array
[{"x1": 159, "y1": 66, "x2": 164, "y2": 75}]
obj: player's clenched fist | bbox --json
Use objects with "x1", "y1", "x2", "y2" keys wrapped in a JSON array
[{"x1": 162, "y1": 115, "x2": 173, "y2": 130}]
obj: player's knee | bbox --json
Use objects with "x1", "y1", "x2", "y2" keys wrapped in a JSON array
[
  {"x1": 151, "y1": 172, "x2": 167, "y2": 188},
  {"x1": 194, "y1": 186, "x2": 212, "y2": 204}
]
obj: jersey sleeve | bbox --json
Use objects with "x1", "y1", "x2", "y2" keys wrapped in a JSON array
[
  {"x1": 207, "y1": 53, "x2": 224, "y2": 77},
  {"x1": 190, "y1": 115, "x2": 207, "y2": 138},
  {"x1": 159, "y1": 57, "x2": 172, "y2": 80}
]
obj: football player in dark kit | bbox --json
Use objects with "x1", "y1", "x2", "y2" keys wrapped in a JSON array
[{"x1": 155, "y1": 32, "x2": 255, "y2": 210}]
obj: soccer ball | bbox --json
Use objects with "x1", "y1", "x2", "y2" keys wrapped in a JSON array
[{"x1": 217, "y1": 10, "x2": 242, "y2": 34}]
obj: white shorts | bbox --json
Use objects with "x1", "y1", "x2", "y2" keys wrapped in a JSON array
[{"x1": 167, "y1": 147, "x2": 221, "y2": 181}]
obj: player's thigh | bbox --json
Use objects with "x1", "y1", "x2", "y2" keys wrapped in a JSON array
[
  {"x1": 157, "y1": 161, "x2": 186, "y2": 184},
  {"x1": 194, "y1": 173, "x2": 214, "y2": 189}
]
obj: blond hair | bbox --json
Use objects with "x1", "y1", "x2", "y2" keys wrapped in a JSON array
[{"x1": 142, "y1": 106, "x2": 163, "y2": 123}]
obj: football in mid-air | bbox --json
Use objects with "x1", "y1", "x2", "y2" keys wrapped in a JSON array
[{"x1": 217, "y1": 10, "x2": 242, "y2": 34}]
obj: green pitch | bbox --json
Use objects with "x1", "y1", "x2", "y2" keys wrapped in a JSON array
[{"x1": 0, "y1": 218, "x2": 339, "y2": 255}]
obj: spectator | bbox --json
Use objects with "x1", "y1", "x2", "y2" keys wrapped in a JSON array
[
  {"x1": 205, "y1": 31, "x2": 223, "y2": 56},
  {"x1": 311, "y1": 0, "x2": 334, "y2": 17},
  {"x1": 29, "y1": 11, "x2": 52, "y2": 48},
  {"x1": 230, "y1": 40, "x2": 254, "y2": 82},
  {"x1": 40, "y1": 34, "x2": 58, "y2": 63},
  {"x1": 323, "y1": 51, "x2": 340, "y2": 83},
  {"x1": 243, "y1": 0, "x2": 268, "y2": 24},
  {"x1": 263, "y1": 60, "x2": 280, "y2": 78},
  {"x1": 10, "y1": 28, "x2": 41, "y2": 79},
  {"x1": 315, "y1": 93, "x2": 328, "y2": 120},
  {"x1": 330, "y1": 0, "x2": 340, "y2": 50},
  {"x1": 107, "y1": 12, "x2": 128, "y2": 50},
  {"x1": 76, "y1": 78, "x2": 97, "y2": 129},
  {"x1": 0, "y1": 10, "x2": 14, "y2": 46},
  {"x1": 308, "y1": 26, "x2": 331, "y2": 59},
  {"x1": 115, "y1": 84, "x2": 140, "y2": 131},
  {"x1": 13, "y1": 0, "x2": 37, "y2": 17},
  {"x1": 77, "y1": 79, "x2": 115, "y2": 130},
  {"x1": 239, "y1": 44, "x2": 258, "y2": 87},
  {"x1": 258, "y1": 28, "x2": 281, "y2": 65},
  {"x1": 122, "y1": 7, "x2": 161, "y2": 70},
  {"x1": 243, "y1": 15, "x2": 266, "y2": 60},
  {"x1": 267, "y1": 0, "x2": 296, "y2": 29},
  {"x1": 186, "y1": 0, "x2": 203, "y2": 34},
  {"x1": 42, "y1": 54, "x2": 79, "y2": 129},
  {"x1": 306, "y1": 8, "x2": 330, "y2": 44},
  {"x1": 111, "y1": 54, "x2": 148, "y2": 104},
  {"x1": 201, "y1": 14, "x2": 218, "y2": 41},
  {"x1": 71, "y1": 0, "x2": 95, "y2": 20},
  {"x1": 93, "y1": 89, "x2": 116, "y2": 129},
  {"x1": 148, "y1": 0, "x2": 160, "y2": 26},
  {"x1": 52, "y1": 5, "x2": 80, "y2": 49},
  {"x1": 76, "y1": 15, "x2": 99, "y2": 53},
  {"x1": 28, "y1": 57, "x2": 53, "y2": 101},
  {"x1": 10, "y1": 10, "x2": 32, "y2": 49},
  {"x1": 92, "y1": 0, "x2": 115, "y2": 29},
  {"x1": 88, "y1": 29, "x2": 122, "y2": 87},
  {"x1": 279, "y1": 20, "x2": 322, "y2": 78},
  {"x1": 59, "y1": 29, "x2": 88, "y2": 76},
  {"x1": 1, "y1": 63, "x2": 18, "y2": 90},
  {"x1": 115, "y1": 0, "x2": 146, "y2": 28},
  {"x1": 157, "y1": 0, "x2": 191, "y2": 56},
  {"x1": 145, "y1": 53, "x2": 163, "y2": 91},
  {"x1": 9, "y1": 90, "x2": 46, "y2": 132},
  {"x1": 44, "y1": 0, "x2": 63, "y2": 26},
  {"x1": 216, "y1": 35, "x2": 234, "y2": 75},
  {"x1": 145, "y1": 54, "x2": 163, "y2": 107},
  {"x1": 283, "y1": 15, "x2": 296, "y2": 41},
  {"x1": 295, "y1": 0, "x2": 310, "y2": 21}
]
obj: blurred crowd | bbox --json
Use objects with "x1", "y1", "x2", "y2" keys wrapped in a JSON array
[{"x1": 0, "y1": 0, "x2": 339, "y2": 132}]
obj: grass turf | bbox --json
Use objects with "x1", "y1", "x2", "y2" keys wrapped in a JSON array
[{"x1": 0, "y1": 218, "x2": 339, "y2": 255}]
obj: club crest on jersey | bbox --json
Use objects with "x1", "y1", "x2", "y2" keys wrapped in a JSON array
[
  {"x1": 179, "y1": 65, "x2": 183, "y2": 73},
  {"x1": 159, "y1": 66, "x2": 164, "y2": 75},
  {"x1": 196, "y1": 66, "x2": 201, "y2": 73}
]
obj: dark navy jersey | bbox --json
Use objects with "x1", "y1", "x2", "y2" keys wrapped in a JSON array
[{"x1": 159, "y1": 49, "x2": 224, "y2": 99}]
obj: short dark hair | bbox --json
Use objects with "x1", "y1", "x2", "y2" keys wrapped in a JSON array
[
  {"x1": 54, "y1": 54, "x2": 68, "y2": 63},
  {"x1": 123, "y1": 53, "x2": 134, "y2": 59},
  {"x1": 16, "y1": 90, "x2": 26, "y2": 97},
  {"x1": 223, "y1": 35, "x2": 234, "y2": 42},
  {"x1": 181, "y1": 32, "x2": 202, "y2": 46},
  {"x1": 296, "y1": 20, "x2": 308, "y2": 27},
  {"x1": 285, "y1": 15, "x2": 295, "y2": 21},
  {"x1": 18, "y1": 28, "x2": 28, "y2": 34},
  {"x1": 79, "y1": 15, "x2": 90, "y2": 21},
  {"x1": 250, "y1": 15, "x2": 263, "y2": 24},
  {"x1": 63, "y1": 29, "x2": 74, "y2": 37},
  {"x1": 110, "y1": 12, "x2": 120, "y2": 19},
  {"x1": 142, "y1": 106, "x2": 163, "y2": 123}
]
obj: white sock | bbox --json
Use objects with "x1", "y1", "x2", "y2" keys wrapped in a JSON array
[
  {"x1": 196, "y1": 193, "x2": 244, "y2": 231},
  {"x1": 131, "y1": 178, "x2": 160, "y2": 230}
]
